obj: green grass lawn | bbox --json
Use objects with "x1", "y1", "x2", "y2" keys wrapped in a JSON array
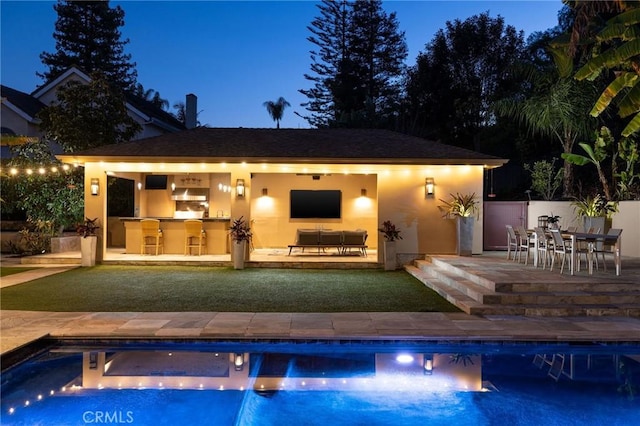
[
  {"x1": 0, "y1": 266, "x2": 460, "y2": 313},
  {"x1": 0, "y1": 267, "x2": 38, "y2": 277}
]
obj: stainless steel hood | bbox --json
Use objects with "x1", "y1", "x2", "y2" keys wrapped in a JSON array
[{"x1": 171, "y1": 188, "x2": 208, "y2": 201}]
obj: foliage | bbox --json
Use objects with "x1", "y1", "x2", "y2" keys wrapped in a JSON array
[
  {"x1": 378, "y1": 220, "x2": 402, "y2": 242},
  {"x1": 570, "y1": 3, "x2": 640, "y2": 137},
  {"x1": 132, "y1": 83, "x2": 169, "y2": 110},
  {"x1": 10, "y1": 219, "x2": 55, "y2": 255},
  {"x1": 571, "y1": 193, "x2": 618, "y2": 218},
  {"x1": 300, "y1": 0, "x2": 407, "y2": 128},
  {"x1": 3, "y1": 138, "x2": 84, "y2": 232},
  {"x1": 438, "y1": 193, "x2": 480, "y2": 219},
  {"x1": 405, "y1": 12, "x2": 525, "y2": 150},
  {"x1": 229, "y1": 216, "x2": 252, "y2": 242},
  {"x1": 76, "y1": 217, "x2": 100, "y2": 238},
  {"x1": 38, "y1": 71, "x2": 142, "y2": 152},
  {"x1": 524, "y1": 158, "x2": 564, "y2": 200},
  {"x1": 39, "y1": 0, "x2": 137, "y2": 91},
  {"x1": 263, "y1": 97, "x2": 291, "y2": 129},
  {"x1": 547, "y1": 213, "x2": 561, "y2": 224}
]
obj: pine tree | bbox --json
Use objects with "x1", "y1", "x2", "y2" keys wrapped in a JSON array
[
  {"x1": 39, "y1": 0, "x2": 137, "y2": 90},
  {"x1": 300, "y1": 0, "x2": 407, "y2": 128}
]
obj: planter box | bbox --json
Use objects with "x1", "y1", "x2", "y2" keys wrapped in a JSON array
[
  {"x1": 51, "y1": 235, "x2": 80, "y2": 253},
  {"x1": 383, "y1": 241, "x2": 397, "y2": 271},
  {"x1": 457, "y1": 217, "x2": 474, "y2": 257},
  {"x1": 233, "y1": 240, "x2": 247, "y2": 270},
  {"x1": 81, "y1": 236, "x2": 97, "y2": 267}
]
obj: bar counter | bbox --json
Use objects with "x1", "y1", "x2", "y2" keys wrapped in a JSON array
[{"x1": 121, "y1": 217, "x2": 230, "y2": 255}]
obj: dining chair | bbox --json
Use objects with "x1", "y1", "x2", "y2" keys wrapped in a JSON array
[
  {"x1": 549, "y1": 229, "x2": 573, "y2": 274},
  {"x1": 595, "y1": 229, "x2": 622, "y2": 272},
  {"x1": 140, "y1": 219, "x2": 163, "y2": 255},
  {"x1": 515, "y1": 225, "x2": 535, "y2": 265},
  {"x1": 184, "y1": 219, "x2": 206, "y2": 255},
  {"x1": 533, "y1": 227, "x2": 551, "y2": 269},
  {"x1": 505, "y1": 225, "x2": 519, "y2": 261}
]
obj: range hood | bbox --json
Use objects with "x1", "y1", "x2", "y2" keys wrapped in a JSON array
[{"x1": 171, "y1": 188, "x2": 208, "y2": 201}]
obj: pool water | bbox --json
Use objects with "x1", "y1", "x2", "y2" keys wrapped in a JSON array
[{"x1": 2, "y1": 341, "x2": 639, "y2": 425}]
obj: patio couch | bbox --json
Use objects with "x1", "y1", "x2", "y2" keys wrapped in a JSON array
[{"x1": 288, "y1": 229, "x2": 368, "y2": 256}]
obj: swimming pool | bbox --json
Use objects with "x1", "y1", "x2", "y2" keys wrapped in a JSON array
[{"x1": 2, "y1": 340, "x2": 639, "y2": 425}]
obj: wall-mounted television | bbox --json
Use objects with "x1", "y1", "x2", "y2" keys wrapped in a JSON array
[
  {"x1": 290, "y1": 190, "x2": 341, "y2": 219},
  {"x1": 145, "y1": 174, "x2": 168, "y2": 190}
]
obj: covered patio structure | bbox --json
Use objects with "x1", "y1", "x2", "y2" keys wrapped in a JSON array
[{"x1": 57, "y1": 128, "x2": 507, "y2": 265}]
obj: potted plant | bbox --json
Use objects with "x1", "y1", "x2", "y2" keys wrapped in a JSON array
[
  {"x1": 378, "y1": 220, "x2": 402, "y2": 271},
  {"x1": 77, "y1": 217, "x2": 99, "y2": 267},
  {"x1": 229, "y1": 216, "x2": 252, "y2": 269},
  {"x1": 571, "y1": 194, "x2": 617, "y2": 233},
  {"x1": 439, "y1": 193, "x2": 479, "y2": 256},
  {"x1": 547, "y1": 213, "x2": 561, "y2": 230}
]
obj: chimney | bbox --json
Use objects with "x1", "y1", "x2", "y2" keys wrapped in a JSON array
[{"x1": 185, "y1": 93, "x2": 197, "y2": 129}]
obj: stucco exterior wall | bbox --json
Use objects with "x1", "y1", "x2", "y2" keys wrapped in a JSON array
[{"x1": 0, "y1": 106, "x2": 40, "y2": 136}]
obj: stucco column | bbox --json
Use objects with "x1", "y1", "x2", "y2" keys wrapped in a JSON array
[{"x1": 83, "y1": 163, "x2": 107, "y2": 262}]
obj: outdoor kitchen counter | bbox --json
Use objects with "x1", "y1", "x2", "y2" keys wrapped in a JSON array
[{"x1": 121, "y1": 217, "x2": 230, "y2": 254}]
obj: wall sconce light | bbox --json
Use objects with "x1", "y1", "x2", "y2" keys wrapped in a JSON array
[
  {"x1": 90, "y1": 178, "x2": 100, "y2": 196},
  {"x1": 137, "y1": 182, "x2": 142, "y2": 191},
  {"x1": 171, "y1": 182, "x2": 176, "y2": 191},
  {"x1": 361, "y1": 188, "x2": 367, "y2": 197},
  {"x1": 425, "y1": 177, "x2": 435, "y2": 198},
  {"x1": 424, "y1": 354, "x2": 433, "y2": 375},
  {"x1": 236, "y1": 179, "x2": 245, "y2": 197},
  {"x1": 262, "y1": 188, "x2": 268, "y2": 196},
  {"x1": 234, "y1": 353, "x2": 244, "y2": 371}
]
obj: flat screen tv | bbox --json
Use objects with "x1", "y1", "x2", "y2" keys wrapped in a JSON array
[
  {"x1": 145, "y1": 175, "x2": 168, "y2": 190},
  {"x1": 290, "y1": 190, "x2": 341, "y2": 219}
]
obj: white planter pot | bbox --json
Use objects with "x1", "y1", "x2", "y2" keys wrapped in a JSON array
[
  {"x1": 457, "y1": 217, "x2": 474, "y2": 257},
  {"x1": 383, "y1": 241, "x2": 397, "y2": 271},
  {"x1": 233, "y1": 240, "x2": 247, "y2": 270},
  {"x1": 80, "y1": 236, "x2": 97, "y2": 267}
]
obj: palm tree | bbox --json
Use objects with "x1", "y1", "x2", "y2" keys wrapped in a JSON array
[
  {"x1": 494, "y1": 46, "x2": 598, "y2": 197},
  {"x1": 263, "y1": 97, "x2": 291, "y2": 128}
]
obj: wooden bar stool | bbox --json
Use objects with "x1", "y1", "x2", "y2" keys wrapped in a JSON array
[
  {"x1": 140, "y1": 219, "x2": 163, "y2": 255},
  {"x1": 184, "y1": 219, "x2": 206, "y2": 255}
]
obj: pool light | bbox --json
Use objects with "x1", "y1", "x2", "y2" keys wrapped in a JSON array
[{"x1": 396, "y1": 354, "x2": 414, "y2": 364}]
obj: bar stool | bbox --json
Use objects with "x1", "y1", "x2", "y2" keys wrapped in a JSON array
[
  {"x1": 184, "y1": 219, "x2": 206, "y2": 255},
  {"x1": 140, "y1": 219, "x2": 163, "y2": 255}
]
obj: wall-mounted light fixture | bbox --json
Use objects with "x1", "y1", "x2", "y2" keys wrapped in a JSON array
[
  {"x1": 171, "y1": 181, "x2": 176, "y2": 192},
  {"x1": 236, "y1": 179, "x2": 245, "y2": 197},
  {"x1": 262, "y1": 188, "x2": 268, "y2": 196},
  {"x1": 90, "y1": 178, "x2": 100, "y2": 196},
  {"x1": 361, "y1": 188, "x2": 367, "y2": 197},
  {"x1": 234, "y1": 353, "x2": 245, "y2": 371},
  {"x1": 424, "y1": 354, "x2": 433, "y2": 375},
  {"x1": 425, "y1": 177, "x2": 435, "y2": 198},
  {"x1": 137, "y1": 182, "x2": 142, "y2": 191}
]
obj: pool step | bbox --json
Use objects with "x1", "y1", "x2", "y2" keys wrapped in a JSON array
[{"x1": 406, "y1": 258, "x2": 640, "y2": 317}]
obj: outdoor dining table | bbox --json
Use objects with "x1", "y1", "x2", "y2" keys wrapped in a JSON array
[
  {"x1": 530, "y1": 230, "x2": 622, "y2": 276},
  {"x1": 563, "y1": 231, "x2": 622, "y2": 276}
]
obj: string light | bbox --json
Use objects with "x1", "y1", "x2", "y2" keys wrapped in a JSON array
[{"x1": 1, "y1": 164, "x2": 77, "y2": 177}]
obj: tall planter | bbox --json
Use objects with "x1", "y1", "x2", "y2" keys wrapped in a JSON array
[
  {"x1": 456, "y1": 217, "x2": 474, "y2": 257},
  {"x1": 383, "y1": 241, "x2": 397, "y2": 271},
  {"x1": 582, "y1": 216, "x2": 610, "y2": 234},
  {"x1": 233, "y1": 240, "x2": 247, "y2": 270},
  {"x1": 80, "y1": 236, "x2": 97, "y2": 267}
]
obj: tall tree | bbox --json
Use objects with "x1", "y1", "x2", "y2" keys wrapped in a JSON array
[
  {"x1": 263, "y1": 97, "x2": 291, "y2": 129},
  {"x1": 38, "y1": 72, "x2": 142, "y2": 152},
  {"x1": 300, "y1": 0, "x2": 351, "y2": 127},
  {"x1": 132, "y1": 83, "x2": 169, "y2": 110},
  {"x1": 300, "y1": 0, "x2": 407, "y2": 128},
  {"x1": 39, "y1": 0, "x2": 137, "y2": 91},
  {"x1": 404, "y1": 12, "x2": 525, "y2": 149}
]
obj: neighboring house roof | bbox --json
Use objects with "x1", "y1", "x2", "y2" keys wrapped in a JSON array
[
  {"x1": 60, "y1": 127, "x2": 508, "y2": 167},
  {"x1": 1, "y1": 85, "x2": 46, "y2": 122},
  {"x1": 31, "y1": 66, "x2": 185, "y2": 133}
]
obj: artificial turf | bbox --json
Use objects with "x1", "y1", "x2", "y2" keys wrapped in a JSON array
[{"x1": 0, "y1": 266, "x2": 460, "y2": 313}]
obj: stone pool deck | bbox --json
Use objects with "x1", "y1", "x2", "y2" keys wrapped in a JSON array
[{"x1": 2, "y1": 252, "x2": 640, "y2": 355}]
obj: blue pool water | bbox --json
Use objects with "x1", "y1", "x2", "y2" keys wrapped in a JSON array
[{"x1": 1, "y1": 341, "x2": 639, "y2": 425}]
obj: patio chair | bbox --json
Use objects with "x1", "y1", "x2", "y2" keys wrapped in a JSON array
[
  {"x1": 515, "y1": 225, "x2": 535, "y2": 265},
  {"x1": 533, "y1": 227, "x2": 551, "y2": 269},
  {"x1": 505, "y1": 225, "x2": 519, "y2": 261},
  {"x1": 549, "y1": 229, "x2": 573, "y2": 274},
  {"x1": 594, "y1": 229, "x2": 622, "y2": 272},
  {"x1": 140, "y1": 219, "x2": 163, "y2": 255},
  {"x1": 184, "y1": 219, "x2": 206, "y2": 255}
]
